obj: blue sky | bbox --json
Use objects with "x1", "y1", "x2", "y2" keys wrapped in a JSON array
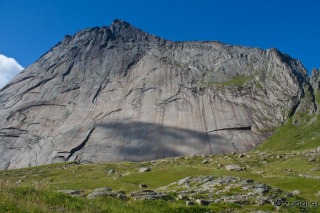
[{"x1": 0, "y1": 0, "x2": 319, "y2": 86}]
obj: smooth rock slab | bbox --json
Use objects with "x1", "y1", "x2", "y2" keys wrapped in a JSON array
[
  {"x1": 57, "y1": 190, "x2": 83, "y2": 195},
  {"x1": 130, "y1": 190, "x2": 157, "y2": 197},
  {"x1": 87, "y1": 192, "x2": 115, "y2": 199},
  {"x1": 133, "y1": 194, "x2": 170, "y2": 201},
  {"x1": 93, "y1": 187, "x2": 112, "y2": 192}
]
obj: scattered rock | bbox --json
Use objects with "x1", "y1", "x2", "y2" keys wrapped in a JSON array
[
  {"x1": 139, "y1": 167, "x2": 151, "y2": 173},
  {"x1": 284, "y1": 169, "x2": 293, "y2": 172},
  {"x1": 277, "y1": 155, "x2": 282, "y2": 159},
  {"x1": 202, "y1": 154, "x2": 207, "y2": 158},
  {"x1": 242, "y1": 185, "x2": 255, "y2": 190},
  {"x1": 177, "y1": 176, "x2": 192, "y2": 185},
  {"x1": 177, "y1": 195, "x2": 189, "y2": 200},
  {"x1": 253, "y1": 188, "x2": 269, "y2": 195},
  {"x1": 190, "y1": 154, "x2": 196, "y2": 157},
  {"x1": 218, "y1": 164, "x2": 222, "y2": 168},
  {"x1": 186, "y1": 201, "x2": 194, "y2": 206},
  {"x1": 285, "y1": 192, "x2": 293, "y2": 197},
  {"x1": 238, "y1": 154, "x2": 244, "y2": 158}
]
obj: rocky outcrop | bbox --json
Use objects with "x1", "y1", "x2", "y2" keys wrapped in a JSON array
[{"x1": 0, "y1": 19, "x2": 311, "y2": 170}]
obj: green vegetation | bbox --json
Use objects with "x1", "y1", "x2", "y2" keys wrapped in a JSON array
[
  {"x1": 293, "y1": 84, "x2": 316, "y2": 125},
  {"x1": 1, "y1": 147, "x2": 320, "y2": 212},
  {"x1": 201, "y1": 75, "x2": 253, "y2": 88},
  {"x1": 255, "y1": 88, "x2": 320, "y2": 152}
]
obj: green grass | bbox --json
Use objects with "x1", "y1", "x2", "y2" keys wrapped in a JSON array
[
  {"x1": 255, "y1": 114, "x2": 320, "y2": 152},
  {"x1": 1, "y1": 150, "x2": 320, "y2": 212},
  {"x1": 201, "y1": 75, "x2": 253, "y2": 88}
]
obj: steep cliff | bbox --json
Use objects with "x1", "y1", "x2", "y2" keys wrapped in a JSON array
[{"x1": 0, "y1": 20, "x2": 311, "y2": 170}]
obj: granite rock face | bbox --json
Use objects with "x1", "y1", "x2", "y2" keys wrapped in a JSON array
[{"x1": 0, "y1": 20, "x2": 312, "y2": 170}]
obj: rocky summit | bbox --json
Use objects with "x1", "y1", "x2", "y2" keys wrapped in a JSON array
[{"x1": 0, "y1": 19, "x2": 316, "y2": 170}]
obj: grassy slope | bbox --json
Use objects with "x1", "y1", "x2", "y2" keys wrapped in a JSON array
[
  {"x1": 254, "y1": 93, "x2": 320, "y2": 152},
  {"x1": 1, "y1": 150, "x2": 320, "y2": 212}
]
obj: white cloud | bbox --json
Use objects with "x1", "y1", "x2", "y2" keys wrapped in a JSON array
[{"x1": 0, "y1": 54, "x2": 24, "y2": 89}]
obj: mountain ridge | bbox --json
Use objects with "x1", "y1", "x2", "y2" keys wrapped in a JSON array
[{"x1": 0, "y1": 19, "x2": 316, "y2": 170}]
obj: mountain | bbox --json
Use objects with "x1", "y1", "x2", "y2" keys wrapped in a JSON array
[{"x1": 0, "y1": 19, "x2": 315, "y2": 170}]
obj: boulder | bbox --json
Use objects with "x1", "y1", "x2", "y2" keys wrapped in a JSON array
[
  {"x1": 202, "y1": 159, "x2": 209, "y2": 164},
  {"x1": 186, "y1": 201, "x2": 194, "y2": 206},
  {"x1": 139, "y1": 167, "x2": 151, "y2": 173},
  {"x1": 195, "y1": 199, "x2": 210, "y2": 206},
  {"x1": 15, "y1": 180, "x2": 23, "y2": 184},
  {"x1": 107, "y1": 169, "x2": 115, "y2": 174},
  {"x1": 139, "y1": 184, "x2": 148, "y2": 188},
  {"x1": 292, "y1": 190, "x2": 301, "y2": 195},
  {"x1": 309, "y1": 158, "x2": 316, "y2": 162},
  {"x1": 226, "y1": 165, "x2": 241, "y2": 171}
]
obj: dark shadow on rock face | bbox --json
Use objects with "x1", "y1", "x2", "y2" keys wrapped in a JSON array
[{"x1": 82, "y1": 120, "x2": 228, "y2": 162}]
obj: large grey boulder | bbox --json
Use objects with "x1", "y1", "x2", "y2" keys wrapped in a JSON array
[
  {"x1": 0, "y1": 19, "x2": 312, "y2": 170},
  {"x1": 226, "y1": 165, "x2": 241, "y2": 171}
]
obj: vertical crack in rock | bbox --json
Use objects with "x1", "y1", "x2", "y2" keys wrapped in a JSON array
[
  {"x1": 62, "y1": 62, "x2": 76, "y2": 82},
  {"x1": 4, "y1": 161, "x2": 10, "y2": 170},
  {"x1": 201, "y1": 96, "x2": 213, "y2": 155},
  {"x1": 92, "y1": 81, "x2": 108, "y2": 103},
  {"x1": 66, "y1": 127, "x2": 95, "y2": 160}
]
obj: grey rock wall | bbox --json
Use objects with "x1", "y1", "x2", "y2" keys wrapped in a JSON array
[{"x1": 0, "y1": 20, "x2": 310, "y2": 170}]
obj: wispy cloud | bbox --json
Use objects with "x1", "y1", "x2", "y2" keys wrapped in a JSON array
[{"x1": 0, "y1": 54, "x2": 24, "y2": 89}]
